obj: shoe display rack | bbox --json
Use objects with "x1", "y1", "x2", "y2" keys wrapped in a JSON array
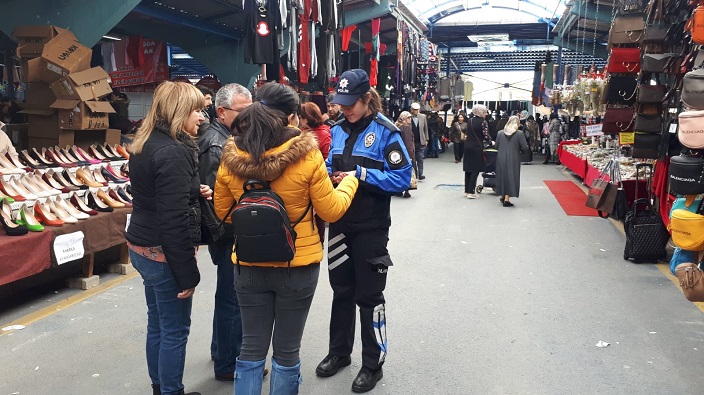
[{"x1": 0, "y1": 142, "x2": 134, "y2": 290}]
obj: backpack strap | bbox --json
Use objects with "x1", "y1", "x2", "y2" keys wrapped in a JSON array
[
  {"x1": 292, "y1": 201, "x2": 313, "y2": 228},
  {"x1": 216, "y1": 199, "x2": 238, "y2": 229}
]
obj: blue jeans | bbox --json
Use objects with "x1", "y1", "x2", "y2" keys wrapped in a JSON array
[
  {"x1": 129, "y1": 250, "x2": 192, "y2": 395},
  {"x1": 208, "y1": 242, "x2": 242, "y2": 376},
  {"x1": 425, "y1": 133, "x2": 439, "y2": 157}
]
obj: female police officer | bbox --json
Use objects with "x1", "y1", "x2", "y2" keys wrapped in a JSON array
[{"x1": 315, "y1": 69, "x2": 412, "y2": 393}]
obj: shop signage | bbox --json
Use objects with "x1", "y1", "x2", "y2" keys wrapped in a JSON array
[
  {"x1": 54, "y1": 231, "x2": 85, "y2": 265},
  {"x1": 110, "y1": 39, "x2": 168, "y2": 88},
  {"x1": 582, "y1": 123, "x2": 604, "y2": 137},
  {"x1": 620, "y1": 132, "x2": 635, "y2": 145}
]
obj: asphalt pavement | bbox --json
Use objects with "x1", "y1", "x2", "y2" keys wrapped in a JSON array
[{"x1": 2, "y1": 151, "x2": 704, "y2": 395}]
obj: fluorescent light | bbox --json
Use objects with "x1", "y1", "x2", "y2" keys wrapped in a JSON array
[
  {"x1": 468, "y1": 34, "x2": 509, "y2": 42},
  {"x1": 102, "y1": 35, "x2": 122, "y2": 41},
  {"x1": 172, "y1": 54, "x2": 193, "y2": 59}
]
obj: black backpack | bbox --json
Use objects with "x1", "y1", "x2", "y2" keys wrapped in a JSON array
[{"x1": 231, "y1": 180, "x2": 311, "y2": 267}]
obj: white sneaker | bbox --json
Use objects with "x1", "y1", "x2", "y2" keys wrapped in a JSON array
[{"x1": 466, "y1": 193, "x2": 478, "y2": 199}]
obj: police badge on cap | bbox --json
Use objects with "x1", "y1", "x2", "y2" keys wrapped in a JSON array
[{"x1": 331, "y1": 69, "x2": 370, "y2": 107}]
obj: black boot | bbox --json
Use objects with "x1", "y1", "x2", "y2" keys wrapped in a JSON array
[
  {"x1": 351, "y1": 366, "x2": 383, "y2": 393},
  {"x1": 315, "y1": 355, "x2": 351, "y2": 377}
]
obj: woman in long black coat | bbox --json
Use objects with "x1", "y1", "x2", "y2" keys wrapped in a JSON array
[
  {"x1": 463, "y1": 105, "x2": 492, "y2": 199},
  {"x1": 496, "y1": 115, "x2": 529, "y2": 207}
]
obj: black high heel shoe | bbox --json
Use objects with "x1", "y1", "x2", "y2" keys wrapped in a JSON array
[
  {"x1": 0, "y1": 200, "x2": 28, "y2": 236},
  {"x1": 86, "y1": 191, "x2": 114, "y2": 213}
]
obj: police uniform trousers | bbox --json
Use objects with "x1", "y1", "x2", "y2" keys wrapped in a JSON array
[{"x1": 326, "y1": 226, "x2": 392, "y2": 370}]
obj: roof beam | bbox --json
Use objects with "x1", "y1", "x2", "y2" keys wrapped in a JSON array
[
  {"x1": 132, "y1": 2, "x2": 241, "y2": 40},
  {"x1": 569, "y1": 0, "x2": 614, "y2": 24},
  {"x1": 345, "y1": 0, "x2": 392, "y2": 27}
]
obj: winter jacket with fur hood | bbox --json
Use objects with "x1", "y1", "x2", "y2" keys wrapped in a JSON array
[{"x1": 214, "y1": 130, "x2": 358, "y2": 268}]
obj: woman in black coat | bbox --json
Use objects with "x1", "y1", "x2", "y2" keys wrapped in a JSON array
[
  {"x1": 463, "y1": 104, "x2": 492, "y2": 199},
  {"x1": 126, "y1": 81, "x2": 211, "y2": 395}
]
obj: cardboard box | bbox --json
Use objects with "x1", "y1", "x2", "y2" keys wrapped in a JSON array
[
  {"x1": 28, "y1": 134, "x2": 74, "y2": 150},
  {"x1": 25, "y1": 83, "x2": 56, "y2": 107},
  {"x1": 20, "y1": 108, "x2": 59, "y2": 139},
  {"x1": 50, "y1": 100, "x2": 114, "y2": 130},
  {"x1": 25, "y1": 58, "x2": 42, "y2": 82},
  {"x1": 12, "y1": 25, "x2": 75, "y2": 58},
  {"x1": 27, "y1": 30, "x2": 91, "y2": 83},
  {"x1": 29, "y1": 130, "x2": 112, "y2": 151},
  {"x1": 106, "y1": 129, "x2": 121, "y2": 146},
  {"x1": 50, "y1": 67, "x2": 112, "y2": 101}
]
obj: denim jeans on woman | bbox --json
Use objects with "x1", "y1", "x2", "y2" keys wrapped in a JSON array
[{"x1": 129, "y1": 250, "x2": 193, "y2": 395}]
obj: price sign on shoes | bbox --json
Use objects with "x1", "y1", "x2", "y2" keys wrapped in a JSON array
[{"x1": 54, "y1": 231, "x2": 85, "y2": 265}]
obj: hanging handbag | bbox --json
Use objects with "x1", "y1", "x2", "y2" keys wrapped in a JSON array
[
  {"x1": 632, "y1": 133, "x2": 661, "y2": 158},
  {"x1": 603, "y1": 76, "x2": 638, "y2": 105},
  {"x1": 681, "y1": 68, "x2": 704, "y2": 109},
  {"x1": 676, "y1": 261, "x2": 704, "y2": 302},
  {"x1": 586, "y1": 161, "x2": 618, "y2": 215},
  {"x1": 197, "y1": 198, "x2": 237, "y2": 246},
  {"x1": 669, "y1": 209, "x2": 704, "y2": 251},
  {"x1": 610, "y1": 15, "x2": 646, "y2": 45},
  {"x1": 677, "y1": 110, "x2": 704, "y2": 148},
  {"x1": 642, "y1": 53, "x2": 674, "y2": 73},
  {"x1": 643, "y1": 25, "x2": 669, "y2": 44},
  {"x1": 617, "y1": 0, "x2": 645, "y2": 15},
  {"x1": 669, "y1": 155, "x2": 704, "y2": 194},
  {"x1": 634, "y1": 114, "x2": 663, "y2": 133},
  {"x1": 637, "y1": 102, "x2": 662, "y2": 115},
  {"x1": 603, "y1": 106, "x2": 635, "y2": 134},
  {"x1": 608, "y1": 47, "x2": 642, "y2": 74},
  {"x1": 691, "y1": 5, "x2": 704, "y2": 45}
]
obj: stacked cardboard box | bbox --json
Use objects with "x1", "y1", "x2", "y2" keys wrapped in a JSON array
[{"x1": 12, "y1": 26, "x2": 119, "y2": 150}]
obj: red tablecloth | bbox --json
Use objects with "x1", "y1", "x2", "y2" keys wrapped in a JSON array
[{"x1": 558, "y1": 141, "x2": 587, "y2": 179}]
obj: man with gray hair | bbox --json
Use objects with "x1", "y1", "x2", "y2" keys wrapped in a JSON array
[{"x1": 197, "y1": 83, "x2": 253, "y2": 381}]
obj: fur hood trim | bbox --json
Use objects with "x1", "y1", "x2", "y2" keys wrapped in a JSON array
[{"x1": 220, "y1": 132, "x2": 319, "y2": 181}]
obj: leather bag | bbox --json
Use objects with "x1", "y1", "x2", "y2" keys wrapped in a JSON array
[
  {"x1": 617, "y1": 0, "x2": 645, "y2": 15},
  {"x1": 632, "y1": 133, "x2": 661, "y2": 158},
  {"x1": 637, "y1": 102, "x2": 662, "y2": 115},
  {"x1": 644, "y1": 25, "x2": 669, "y2": 43},
  {"x1": 681, "y1": 68, "x2": 704, "y2": 109},
  {"x1": 603, "y1": 76, "x2": 638, "y2": 105},
  {"x1": 637, "y1": 83, "x2": 668, "y2": 103},
  {"x1": 610, "y1": 16, "x2": 646, "y2": 45},
  {"x1": 634, "y1": 114, "x2": 662, "y2": 133},
  {"x1": 678, "y1": 110, "x2": 704, "y2": 148},
  {"x1": 691, "y1": 6, "x2": 704, "y2": 45},
  {"x1": 642, "y1": 53, "x2": 674, "y2": 73},
  {"x1": 603, "y1": 107, "x2": 635, "y2": 134},
  {"x1": 608, "y1": 47, "x2": 642, "y2": 73},
  {"x1": 675, "y1": 261, "x2": 704, "y2": 302},
  {"x1": 197, "y1": 198, "x2": 236, "y2": 246},
  {"x1": 669, "y1": 155, "x2": 704, "y2": 195},
  {"x1": 670, "y1": 209, "x2": 704, "y2": 251},
  {"x1": 624, "y1": 198, "x2": 670, "y2": 262},
  {"x1": 586, "y1": 161, "x2": 617, "y2": 214}
]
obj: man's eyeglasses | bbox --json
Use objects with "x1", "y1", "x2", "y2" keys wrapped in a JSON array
[{"x1": 221, "y1": 106, "x2": 241, "y2": 112}]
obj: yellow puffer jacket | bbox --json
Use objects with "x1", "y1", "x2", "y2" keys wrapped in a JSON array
[{"x1": 214, "y1": 131, "x2": 358, "y2": 267}]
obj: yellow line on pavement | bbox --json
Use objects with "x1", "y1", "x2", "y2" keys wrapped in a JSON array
[{"x1": 0, "y1": 271, "x2": 139, "y2": 336}]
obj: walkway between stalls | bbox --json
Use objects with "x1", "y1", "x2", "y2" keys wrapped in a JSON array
[{"x1": 2, "y1": 153, "x2": 704, "y2": 395}]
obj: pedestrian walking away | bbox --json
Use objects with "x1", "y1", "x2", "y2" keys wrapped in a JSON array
[
  {"x1": 495, "y1": 115, "x2": 529, "y2": 207},
  {"x1": 319, "y1": 69, "x2": 412, "y2": 393}
]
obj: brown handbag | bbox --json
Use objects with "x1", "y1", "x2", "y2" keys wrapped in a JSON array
[
  {"x1": 585, "y1": 161, "x2": 618, "y2": 215},
  {"x1": 609, "y1": 16, "x2": 646, "y2": 46},
  {"x1": 676, "y1": 254, "x2": 704, "y2": 302}
]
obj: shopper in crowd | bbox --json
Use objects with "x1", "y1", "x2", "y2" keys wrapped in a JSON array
[
  {"x1": 450, "y1": 112, "x2": 467, "y2": 163},
  {"x1": 197, "y1": 85, "x2": 215, "y2": 136},
  {"x1": 126, "y1": 81, "x2": 210, "y2": 395},
  {"x1": 197, "y1": 83, "x2": 252, "y2": 382},
  {"x1": 545, "y1": 114, "x2": 562, "y2": 164},
  {"x1": 298, "y1": 101, "x2": 333, "y2": 244},
  {"x1": 463, "y1": 105, "x2": 491, "y2": 199},
  {"x1": 525, "y1": 115, "x2": 540, "y2": 153},
  {"x1": 425, "y1": 112, "x2": 441, "y2": 158},
  {"x1": 317, "y1": 69, "x2": 412, "y2": 393},
  {"x1": 214, "y1": 82, "x2": 359, "y2": 395},
  {"x1": 495, "y1": 115, "x2": 529, "y2": 207},
  {"x1": 409, "y1": 102, "x2": 428, "y2": 180},
  {"x1": 493, "y1": 111, "x2": 508, "y2": 141},
  {"x1": 325, "y1": 93, "x2": 345, "y2": 126},
  {"x1": 395, "y1": 110, "x2": 414, "y2": 198}
]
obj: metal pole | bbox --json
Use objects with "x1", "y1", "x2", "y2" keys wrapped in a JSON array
[{"x1": 556, "y1": 46, "x2": 563, "y2": 86}]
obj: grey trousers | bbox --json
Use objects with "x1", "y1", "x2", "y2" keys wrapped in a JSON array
[{"x1": 235, "y1": 264, "x2": 320, "y2": 366}]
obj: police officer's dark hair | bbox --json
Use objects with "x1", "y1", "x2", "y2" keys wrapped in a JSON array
[
  {"x1": 358, "y1": 87, "x2": 383, "y2": 116},
  {"x1": 232, "y1": 82, "x2": 299, "y2": 163}
]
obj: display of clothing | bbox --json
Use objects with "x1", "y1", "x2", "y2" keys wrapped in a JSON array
[{"x1": 244, "y1": 0, "x2": 282, "y2": 66}]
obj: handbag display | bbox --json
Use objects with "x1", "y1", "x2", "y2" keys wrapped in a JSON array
[
  {"x1": 617, "y1": 0, "x2": 645, "y2": 15},
  {"x1": 681, "y1": 68, "x2": 704, "y2": 109},
  {"x1": 675, "y1": 262, "x2": 704, "y2": 302},
  {"x1": 608, "y1": 47, "x2": 642, "y2": 74},
  {"x1": 632, "y1": 133, "x2": 661, "y2": 158},
  {"x1": 634, "y1": 114, "x2": 662, "y2": 133},
  {"x1": 585, "y1": 161, "x2": 618, "y2": 215},
  {"x1": 669, "y1": 209, "x2": 704, "y2": 251},
  {"x1": 637, "y1": 102, "x2": 662, "y2": 115},
  {"x1": 677, "y1": 110, "x2": 704, "y2": 148},
  {"x1": 610, "y1": 15, "x2": 646, "y2": 46},
  {"x1": 642, "y1": 53, "x2": 674, "y2": 73},
  {"x1": 691, "y1": 5, "x2": 704, "y2": 45},
  {"x1": 637, "y1": 83, "x2": 668, "y2": 103},
  {"x1": 603, "y1": 107, "x2": 635, "y2": 134},
  {"x1": 603, "y1": 76, "x2": 638, "y2": 105},
  {"x1": 643, "y1": 25, "x2": 669, "y2": 44},
  {"x1": 669, "y1": 155, "x2": 704, "y2": 195}
]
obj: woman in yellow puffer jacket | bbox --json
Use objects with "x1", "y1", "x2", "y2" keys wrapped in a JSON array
[{"x1": 213, "y1": 82, "x2": 358, "y2": 395}]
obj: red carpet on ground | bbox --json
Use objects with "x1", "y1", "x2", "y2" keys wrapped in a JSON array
[{"x1": 544, "y1": 180, "x2": 599, "y2": 217}]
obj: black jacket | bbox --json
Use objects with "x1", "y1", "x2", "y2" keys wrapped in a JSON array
[
  {"x1": 198, "y1": 119, "x2": 231, "y2": 190},
  {"x1": 126, "y1": 124, "x2": 201, "y2": 290}
]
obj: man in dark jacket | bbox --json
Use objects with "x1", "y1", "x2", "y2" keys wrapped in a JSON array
[
  {"x1": 197, "y1": 83, "x2": 252, "y2": 381},
  {"x1": 325, "y1": 93, "x2": 345, "y2": 126}
]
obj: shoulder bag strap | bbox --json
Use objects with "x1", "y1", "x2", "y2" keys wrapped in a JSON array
[{"x1": 216, "y1": 199, "x2": 238, "y2": 230}]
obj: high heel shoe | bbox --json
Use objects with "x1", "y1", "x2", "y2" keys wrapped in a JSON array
[
  {"x1": 0, "y1": 200, "x2": 27, "y2": 236},
  {"x1": 17, "y1": 204, "x2": 44, "y2": 232},
  {"x1": 31, "y1": 147, "x2": 57, "y2": 167},
  {"x1": 70, "y1": 145, "x2": 101, "y2": 165},
  {"x1": 0, "y1": 190, "x2": 15, "y2": 204},
  {"x1": 56, "y1": 196, "x2": 90, "y2": 220},
  {"x1": 117, "y1": 186, "x2": 132, "y2": 203},
  {"x1": 19, "y1": 176, "x2": 52, "y2": 198},
  {"x1": 47, "y1": 199, "x2": 78, "y2": 224},
  {"x1": 115, "y1": 144, "x2": 130, "y2": 160},
  {"x1": 101, "y1": 143, "x2": 123, "y2": 160},
  {"x1": 31, "y1": 174, "x2": 61, "y2": 196},
  {"x1": 0, "y1": 179, "x2": 25, "y2": 201},
  {"x1": 89, "y1": 144, "x2": 110, "y2": 162},
  {"x1": 43, "y1": 147, "x2": 75, "y2": 168},
  {"x1": 59, "y1": 146, "x2": 90, "y2": 167},
  {"x1": 101, "y1": 166, "x2": 127, "y2": 183},
  {"x1": 43, "y1": 170, "x2": 78, "y2": 193},
  {"x1": 0, "y1": 152, "x2": 26, "y2": 174},
  {"x1": 62, "y1": 169, "x2": 88, "y2": 189},
  {"x1": 92, "y1": 168, "x2": 109, "y2": 185},
  {"x1": 97, "y1": 188, "x2": 125, "y2": 208},
  {"x1": 76, "y1": 167, "x2": 105, "y2": 188},
  {"x1": 9, "y1": 178, "x2": 37, "y2": 200},
  {"x1": 5, "y1": 151, "x2": 31, "y2": 172},
  {"x1": 70, "y1": 192, "x2": 98, "y2": 216},
  {"x1": 106, "y1": 164, "x2": 129, "y2": 181},
  {"x1": 86, "y1": 191, "x2": 113, "y2": 212},
  {"x1": 109, "y1": 188, "x2": 132, "y2": 207},
  {"x1": 34, "y1": 202, "x2": 64, "y2": 226},
  {"x1": 19, "y1": 150, "x2": 48, "y2": 170}
]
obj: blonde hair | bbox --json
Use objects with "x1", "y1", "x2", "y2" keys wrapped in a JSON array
[
  {"x1": 395, "y1": 111, "x2": 411, "y2": 127},
  {"x1": 129, "y1": 81, "x2": 204, "y2": 154},
  {"x1": 504, "y1": 115, "x2": 521, "y2": 134},
  {"x1": 472, "y1": 104, "x2": 488, "y2": 117}
]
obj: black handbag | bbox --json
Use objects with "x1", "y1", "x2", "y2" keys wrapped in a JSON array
[
  {"x1": 197, "y1": 198, "x2": 236, "y2": 246},
  {"x1": 617, "y1": 0, "x2": 645, "y2": 15},
  {"x1": 624, "y1": 198, "x2": 670, "y2": 262},
  {"x1": 634, "y1": 114, "x2": 662, "y2": 133},
  {"x1": 642, "y1": 53, "x2": 674, "y2": 73},
  {"x1": 632, "y1": 133, "x2": 661, "y2": 158},
  {"x1": 603, "y1": 76, "x2": 638, "y2": 105},
  {"x1": 669, "y1": 155, "x2": 704, "y2": 195}
]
